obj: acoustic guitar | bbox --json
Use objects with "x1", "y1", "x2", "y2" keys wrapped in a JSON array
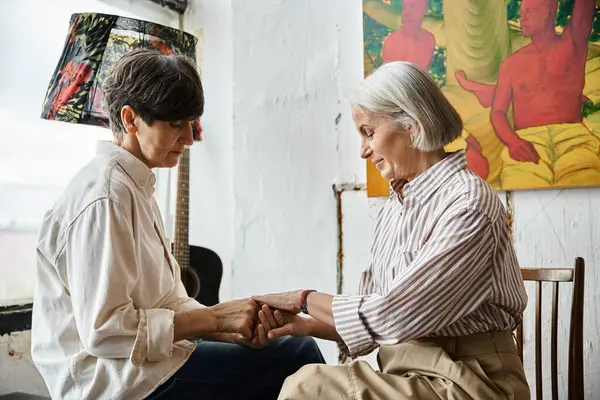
[{"x1": 171, "y1": 148, "x2": 223, "y2": 306}]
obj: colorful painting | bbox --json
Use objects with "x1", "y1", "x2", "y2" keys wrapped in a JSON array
[
  {"x1": 363, "y1": 0, "x2": 600, "y2": 196},
  {"x1": 41, "y1": 13, "x2": 202, "y2": 140}
]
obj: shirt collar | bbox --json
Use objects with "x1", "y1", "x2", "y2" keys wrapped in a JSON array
[
  {"x1": 96, "y1": 141, "x2": 156, "y2": 194},
  {"x1": 392, "y1": 150, "x2": 467, "y2": 204}
]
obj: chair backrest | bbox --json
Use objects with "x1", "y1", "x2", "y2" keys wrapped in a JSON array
[{"x1": 516, "y1": 257, "x2": 585, "y2": 400}]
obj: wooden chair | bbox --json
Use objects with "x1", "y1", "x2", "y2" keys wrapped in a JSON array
[{"x1": 515, "y1": 257, "x2": 585, "y2": 400}]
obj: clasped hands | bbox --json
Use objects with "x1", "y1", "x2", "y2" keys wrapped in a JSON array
[{"x1": 208, "y1": 290, "x2": 308, "y2": 349}]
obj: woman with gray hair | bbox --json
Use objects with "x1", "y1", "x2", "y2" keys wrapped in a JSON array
[{"x1": 253, "y1": 61, "x2": 530, "y2": 399}]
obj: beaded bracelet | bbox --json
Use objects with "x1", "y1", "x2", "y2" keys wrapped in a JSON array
[{"x1": 300, "y1": 289, "x2": 317, "y2": 315}]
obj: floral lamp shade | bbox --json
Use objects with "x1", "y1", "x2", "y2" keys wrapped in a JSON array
[{"x1": 40, "y1": 12, "x2": 203, "y2": 140}]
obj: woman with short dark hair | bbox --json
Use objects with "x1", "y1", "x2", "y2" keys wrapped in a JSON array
[{"x1": 32, "y1": 48, "x2": 324, "y2": 400}]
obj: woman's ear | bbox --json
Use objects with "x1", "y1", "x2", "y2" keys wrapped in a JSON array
[
  {"x1": 407, "y1": 123, "x2": 420, "y2": 144},
  {"x1": 120, "y1": 106, "x2": 138, "y2": 135}
]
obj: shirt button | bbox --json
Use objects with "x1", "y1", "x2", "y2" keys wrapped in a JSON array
[{"x1": 139, "y1": 180, "x2": 145, "y2": 186}]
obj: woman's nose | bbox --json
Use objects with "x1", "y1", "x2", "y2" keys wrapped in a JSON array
[
  {"x1": 182, "y1": 123, "x2": 194, "y2": 146},
  {"x1": 360, "y1": 139, "x2": 372, "y2": 159}
]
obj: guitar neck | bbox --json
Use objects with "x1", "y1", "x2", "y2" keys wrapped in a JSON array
[{"x1": 172, "y1": 148, "x2": 190, "y2": 270}]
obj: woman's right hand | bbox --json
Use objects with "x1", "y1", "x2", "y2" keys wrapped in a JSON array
[
  {"x1": 258, "y1": 304, "x2": 311, "y2": 340},
  {"x1": 209, "y1": 299, "x2": 260, "y2": 340}
]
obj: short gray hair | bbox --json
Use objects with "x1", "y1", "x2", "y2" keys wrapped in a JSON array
[{"x1": 350, "y1": 62, "x2": 463, "y2": 152}]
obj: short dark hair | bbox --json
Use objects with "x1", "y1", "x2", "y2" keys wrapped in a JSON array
[{"x1": 102, "y1": 48, "x2": 204, "y2": 135}]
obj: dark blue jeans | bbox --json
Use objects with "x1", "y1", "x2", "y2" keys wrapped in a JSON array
[{"x1": 147, "y1": 336, "x2": 325, "y2": 400}]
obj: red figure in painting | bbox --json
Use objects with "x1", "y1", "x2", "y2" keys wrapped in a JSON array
[
  {"x1": 456, "y1": 0, "x2": 595, "y2": 164},
  {"x1": 464, "y1": 135, "x2": 490, "y2": 179},
  {"x1": 382, "y1": 0, "x2": 435, "y2": 71}
]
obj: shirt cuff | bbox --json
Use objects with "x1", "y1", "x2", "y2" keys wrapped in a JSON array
[
  {"x1": 130, "y1": 309, "x2": 175, "y2": 366},
  {"x1": 332, "y1": 294, "x2": 376, "y2": 357}
]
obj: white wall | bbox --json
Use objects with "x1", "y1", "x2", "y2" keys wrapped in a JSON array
[
  {"x1": 512, "y1": 189, "x2": 600, "y2": 398},
  {"x1": 1, "y1": 0, "x2": 598, "y2": 397},
  {"x1": 183, "y1": 0, "x2": 365, "y2": 363},
  {"x1": 232, "y1": 0, "x2": 360, "y2": 362},
  {"x1": 0, "y1": 331, "x2": 47, "y2": 396}
]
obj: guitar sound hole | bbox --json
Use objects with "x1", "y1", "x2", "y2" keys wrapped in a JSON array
[{"x1": 182, "y1": 268, "x2": 201, "y2": 299}]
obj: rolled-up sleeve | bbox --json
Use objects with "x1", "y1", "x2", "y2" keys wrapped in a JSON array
[
  {"x1": 332, "y1": 295, "x2": 379, "y2": 357},
  {"x1": 65, "y1": 198, "x2": 174, "y2": 366},
  {"x1": 332, "y1": 208, "x2": 495, "y2": 357},
  {"x1": 333, "y1": 262, "x2": 380, "y2": 358}
]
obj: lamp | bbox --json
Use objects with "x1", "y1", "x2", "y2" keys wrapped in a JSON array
[{"x1": 40, "y1": 12, "x2": 202, "y2": 140}]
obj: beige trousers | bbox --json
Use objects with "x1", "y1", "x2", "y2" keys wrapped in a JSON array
[{"x1": 278, "y1": 331, "x2": 530, "y2": 400}]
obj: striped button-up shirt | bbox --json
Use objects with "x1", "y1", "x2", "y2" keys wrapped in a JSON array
[{"x1": 332, "y1": 150, "x2": 527, "y2": 357}]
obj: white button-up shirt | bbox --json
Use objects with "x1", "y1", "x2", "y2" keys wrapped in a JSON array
[{"x1": 32, "y1": 141, "x2": 203, "y2": 399}]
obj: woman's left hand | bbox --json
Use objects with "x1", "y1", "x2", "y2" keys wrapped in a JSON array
[{"x1": 251, "y1": 290, "x2": 304, "y2": 313}]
